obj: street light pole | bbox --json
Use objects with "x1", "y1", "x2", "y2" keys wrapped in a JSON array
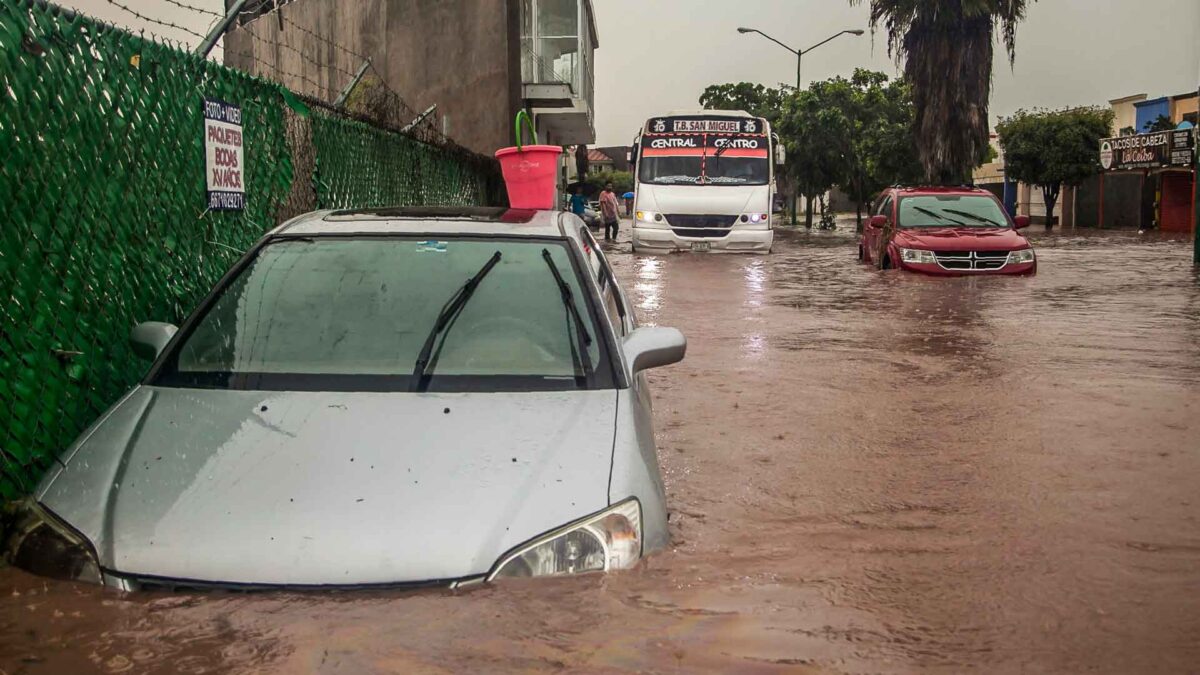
[
  {"x1": 737, "y1": 27, "x2": 865, "y2": 91},
  {"x1": 737, "y1": 27, "x2": 865, "y2": 225}
]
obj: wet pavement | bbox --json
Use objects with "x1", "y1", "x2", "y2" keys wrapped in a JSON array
[{"x1": 2, "y1": 220, "x2": 1199, "y2": 673}]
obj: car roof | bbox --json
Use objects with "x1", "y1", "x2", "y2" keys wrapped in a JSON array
[
  {"x1": 277, "y1": 207, "x2": 580, "y2": 240},
  {"x1": 888, "y1": 186, "x2": 994, "y2": 197}
]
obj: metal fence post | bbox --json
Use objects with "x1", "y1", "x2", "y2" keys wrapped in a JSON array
[{"x1": 195, "y1": 0, "x2": 248, "y2": 60}]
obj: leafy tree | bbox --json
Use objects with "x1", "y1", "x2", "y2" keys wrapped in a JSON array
[
  {"x1": 1147, "y1": 115, "x2": 1176, "y2": 132},
  {"x1": 777, "y1": 69, "x2": 921, "y2": 228},
  {"x1": 698, "y1": 83, "x2": 785, "y2": 121},
  {"x1": 995, "y1": 106, "x2": 1114, "y2": 226},
  {"x1": 587, "y1": 169, "x2": 634, "y2": 194},
  {"x1": 851, "y1": 0, "x2": 1031, "y2": 184}
]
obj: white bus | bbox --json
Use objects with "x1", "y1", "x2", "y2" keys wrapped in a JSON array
[{"x1": 630, "y1": 110, "x2": 780, "y2": 254}]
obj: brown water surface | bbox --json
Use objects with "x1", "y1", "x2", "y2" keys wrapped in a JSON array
[{"x1": 2, "y1": 222, "x2": 1198, "y2": 673}]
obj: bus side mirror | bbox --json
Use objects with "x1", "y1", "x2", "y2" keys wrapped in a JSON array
[{"x1": 774, "y1": 144, "x2": 786, "y2": 165}]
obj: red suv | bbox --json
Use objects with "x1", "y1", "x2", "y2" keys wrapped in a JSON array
[{"x1": 860, "y1": 186, "x2": 1036, "y2": 275}]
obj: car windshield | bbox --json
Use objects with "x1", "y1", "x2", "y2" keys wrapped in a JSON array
[
  {"x1": 898, "y1": 195, "x2": 1010, "y2": 228},
  {"x1": 153, "y1": 236, "x2": 611, "y2": 392}
]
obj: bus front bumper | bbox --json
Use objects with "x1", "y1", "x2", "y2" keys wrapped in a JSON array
[{"x1": 631, "y1": 226, "x2": 773, "y2": 254}]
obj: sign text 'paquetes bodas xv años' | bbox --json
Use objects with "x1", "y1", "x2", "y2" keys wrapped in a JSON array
[{"x1": 204, "y1": 98, "x2": 245, "y2": 211}]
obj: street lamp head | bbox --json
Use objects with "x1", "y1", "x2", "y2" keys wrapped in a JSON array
[
  {"x1": 737, "y1": 27, "x2": 754, "y2": 34},
  {"x1": 848, "y1": 29, "x2": 866, "y2": 36}
]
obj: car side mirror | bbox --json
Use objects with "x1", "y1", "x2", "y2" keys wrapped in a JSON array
[
  {"x1": 868, "y1": 215, "x2": 887, "y2": 230},
  {"x1": 1013, "y1": 215, "x2": 1031, "y2": 230},
  {"x1": 130, "y1": 322, "x2": 178, "y2": 361},
  {"x1": 622, "y1": 326, "x2": 686, "y2": 374}
]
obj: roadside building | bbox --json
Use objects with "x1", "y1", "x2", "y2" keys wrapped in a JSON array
[
  {"x1": 223, "y1": 0, "x2": 598, "y2": 200},
  {"x1": 1110, "y1": 94, "x2": 1148, "y2": 136},
  {"x1": 1085, "y1": 90, "x2": 1198, "y2": 232}
]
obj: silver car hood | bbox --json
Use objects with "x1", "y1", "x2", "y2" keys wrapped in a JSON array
[{"x1": 38, "y1": 386, "x2": 617, "y2": 585}]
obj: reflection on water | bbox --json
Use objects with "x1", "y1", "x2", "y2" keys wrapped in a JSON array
[{"x1": 2, "y1": 221, "x2": 1199, "y2": 673}]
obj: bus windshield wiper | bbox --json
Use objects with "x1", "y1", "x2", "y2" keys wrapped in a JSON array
[
  {"x1": 912, "y1": 206, "x2": 966, "y2": 226},
  {"x1": 941, "y1": 208, "x2": 1001, "y2": 227},
  {"x1": 411, "y1": 251, "x2": 502, "y2": 392},
  {"x1": 540, "y1": 248, "x2": 593, "y2": 387}
]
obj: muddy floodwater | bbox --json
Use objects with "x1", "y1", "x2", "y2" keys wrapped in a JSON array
[{"x1": 2, "y1": 222, "x2": 1198, "y2": 673}]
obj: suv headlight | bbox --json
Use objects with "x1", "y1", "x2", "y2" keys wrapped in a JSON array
[
  {"x1": 1007, "y1": 248, "x2": 1035, "y2": 264},
  {"x1": 900, "y1": 248, "x2": 937, "y2": 264},
  {"x1": 488, "y1": 499, "x2": 641, "y2": 580},
  {"x1": 635, "y1": 210, "x2": 664, "y2": 224},
  {"x1": 2, "y1": 500, "x2": 102, "y2": 584}
]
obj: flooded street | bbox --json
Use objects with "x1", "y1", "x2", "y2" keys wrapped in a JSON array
[{"x1": 2, "y1": 222, "x2": 1199, "y2": 673}]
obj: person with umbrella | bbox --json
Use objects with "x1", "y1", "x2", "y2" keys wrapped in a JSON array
[{"x1": 623, "y1": 191, "x2": 635, "y2": 217}]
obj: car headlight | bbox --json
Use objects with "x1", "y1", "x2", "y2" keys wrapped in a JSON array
[
  {"x1": 2, "y1": 500, "x2": 102, "y2": 584},
  {"x1": 900, "y1": 248, "x2": 937, "y2": 264},
  {"x1": 635, "y1": 210, "x2": 664, "y2": 224},
  {"x1": 488, "y1": 499, "x2": 641, "y2": 580},
  {"x1": 1007, "y1": 248, "x2": 1035, "y2": 264}
]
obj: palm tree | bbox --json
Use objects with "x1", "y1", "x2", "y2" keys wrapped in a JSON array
[{"x1": 851, "y1": 0, "x2": 1031, "y2": 184}]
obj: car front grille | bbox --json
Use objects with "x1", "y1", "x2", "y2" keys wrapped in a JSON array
[
  {"x1": 933, "y1": 250, "x2": 1010, "y2": 271},
  {"x1": 665, "y1": 214, "x2": 738, "y2": 237}
]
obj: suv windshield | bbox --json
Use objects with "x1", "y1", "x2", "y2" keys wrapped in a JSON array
[
  {"x1": 153, "y1": 237, "x2": 612, "y2": 392},
  {"x1": 898, "y1": 194, "x2": 1010, "y2": 228}
]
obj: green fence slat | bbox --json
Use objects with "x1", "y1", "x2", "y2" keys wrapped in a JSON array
[{"x1": 0, "y1": 0, "x2": 500, "y2": 498}]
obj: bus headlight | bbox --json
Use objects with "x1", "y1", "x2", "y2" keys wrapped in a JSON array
[{"x1": 636, "y1": 210, "x2": 664, "y2": 224}]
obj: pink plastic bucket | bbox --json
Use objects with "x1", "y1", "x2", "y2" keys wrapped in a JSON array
[{"x1": 495, "y1": 144, "x2": 561, "y2": 209}]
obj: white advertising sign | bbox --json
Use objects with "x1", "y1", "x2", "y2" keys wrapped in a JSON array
[{"x1": 204, "y1": 98, "x2": 244, "y2": 210}]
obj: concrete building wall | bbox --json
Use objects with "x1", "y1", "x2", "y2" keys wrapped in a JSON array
[
  {"x1": 1135, "y1": 97, "x2": 1171, "y2": 132},
  {"x1": 1172, "y1": 92, "x2": 1199, "y2": 124},
  {"x1": 1109, "y1": 94, "x2": 1147, "y2": 135},
  {"x1": 224, "y1": 0, "x2": 519, "y2": 155}
]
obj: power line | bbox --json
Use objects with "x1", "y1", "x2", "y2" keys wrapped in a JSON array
[
  {"x1": 239, "y1": 19, "x2": 360, "y2": 81},
  {"x1": 238, "y1": 4, "x2": 368, "y2": 63},
  {"x1": 230, "y1": 49, "x2": 332, "y2": 99},
  {"x1": 103, "y1": 0, "x2": 207, "y2": 41}
]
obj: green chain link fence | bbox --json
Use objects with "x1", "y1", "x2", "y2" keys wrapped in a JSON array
[{"x1": 0, "y1": 1, "x2": 503, "y2": 499}]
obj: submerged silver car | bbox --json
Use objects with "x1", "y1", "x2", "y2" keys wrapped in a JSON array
[{"x1": 4, "y1": 207, "x2": 685, "y2": 590}]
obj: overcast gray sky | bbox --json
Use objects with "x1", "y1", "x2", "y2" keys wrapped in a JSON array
[
  {"x1": 591, "y1": 0, "x2": 1200, "y2": 145},
  {"x1": 59, "y1": 0, "x2": 1200, "y2": 148}
]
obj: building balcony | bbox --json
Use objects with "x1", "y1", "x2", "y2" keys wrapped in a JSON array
[{"x1": 520, "y1": 0, "x2": 596, "y2": 146}]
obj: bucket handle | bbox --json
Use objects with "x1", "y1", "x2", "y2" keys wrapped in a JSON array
[{"x1": 514, "y1": 110, "x2": 538, "y2": 152}]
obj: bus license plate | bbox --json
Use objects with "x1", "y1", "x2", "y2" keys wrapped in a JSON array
[{"x1": 690, "y1": 242, "x2": 710, "y2": 252}]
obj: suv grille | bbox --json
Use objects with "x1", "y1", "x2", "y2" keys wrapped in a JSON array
[
  {"x1": 933, "y1": 250, "x2": 1010, "y2": 270},
  {"x1": 665, "y1": 214, "x2": 738, "y2": 238}
]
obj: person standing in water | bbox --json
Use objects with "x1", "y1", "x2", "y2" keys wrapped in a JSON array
[
  {"x1": 599, "y1": 182, "x2": 620, "y2": 241},
  {"x1": 568, "y1": 186, "x2": 587, "y2": 217}
]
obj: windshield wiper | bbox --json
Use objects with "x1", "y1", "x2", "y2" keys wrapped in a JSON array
[
  {"x1": 411, "y1": 251, "x2": 502, "y2": 392},
  {"x1": 941, "y1": 208, "x2": 1002, "y2": 227},
  {"x1": 540, "y1": 248, "x2": 593, "y2": 387},
  {"x1": 912, "y1": 206, "x2": 966, "y2": 226}
]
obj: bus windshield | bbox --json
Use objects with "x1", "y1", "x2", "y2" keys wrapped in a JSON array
[{"x1": 638, "y1": 138, "x2": 769, "y2": 186}]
